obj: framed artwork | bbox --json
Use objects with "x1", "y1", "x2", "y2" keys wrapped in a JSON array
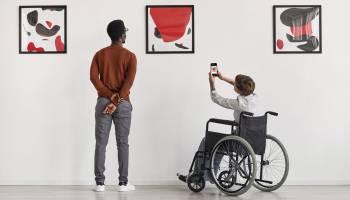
[
  {"x1": 146, "y1": 5, "x2": 194, "y2": 54},
  {"x1": 273, "y1": 5, "x2": 322, "y2": 54},
  {"x1": 19, "y1": 5, "x2": 67, "y2": 54}
]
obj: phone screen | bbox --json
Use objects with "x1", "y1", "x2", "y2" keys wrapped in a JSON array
[{"x1": 210, "y1": 63, "x2": 218, "y2": 76}]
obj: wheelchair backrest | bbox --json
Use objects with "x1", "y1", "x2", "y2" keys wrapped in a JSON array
[{"x1": 239, "y1": 114, "x2": 267, "y2": 155}]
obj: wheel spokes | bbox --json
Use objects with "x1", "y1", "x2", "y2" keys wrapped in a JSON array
[
  {"x1": 255, "y1": 136, "x2": 287, "y2": 189},
  {"x1": 212, "y1": 138, "x2": 255, "y2": 193}
]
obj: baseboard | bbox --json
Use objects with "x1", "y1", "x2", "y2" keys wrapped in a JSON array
[
  {"x1": 1, "y1": 179, "x2": 350, "y2": 186},
  {"x1": 285, "y1": 180, "x2": 350, "y2": 186},
  {"x1": 0, "y1": 180, "x2": 182, "y2": 186}
]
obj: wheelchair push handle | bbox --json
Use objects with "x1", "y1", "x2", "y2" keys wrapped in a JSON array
[{"x1": 266, "y1": 111, "x2": 278, "y2": 116}]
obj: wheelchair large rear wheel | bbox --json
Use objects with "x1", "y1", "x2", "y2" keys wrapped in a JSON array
[
  {"x1": 253, "y1": 134, "x2": 289, "y2": 192},
  {"x1": 210, "y1": 136, "x2": 257, "y2": 196}
]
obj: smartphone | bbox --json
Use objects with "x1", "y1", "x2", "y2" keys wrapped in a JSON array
[{"x1": 210, "y1": 63, "x2": 218, "y2": 76}]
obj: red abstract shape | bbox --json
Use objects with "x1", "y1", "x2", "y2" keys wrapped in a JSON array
[
  {"x1": 46, "y1": 21, "x2": 53, "y2": 28},
  {"x1": 150, "y1": 7, "x2": 192, "y2": 42},
  {"x1": 27, "y1": 42, "x2": 45, "y2": 52},
  {"x1": 55, "y1": 35, "x2": 65, "y2": 51},
  {"x1": 276, "y1": 39, "x2": 284, "y2": 49},
  {"x1": 290, "y1": 23, "x2": 312, "y2": 37}
]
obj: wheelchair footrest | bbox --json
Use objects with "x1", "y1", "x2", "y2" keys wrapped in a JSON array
[
  {"x1": 255, "y1": 179, "x2": 273, "y2": 184},
  {"x1": 177, "y1": 173, "x2": 187, "y2": 183}
]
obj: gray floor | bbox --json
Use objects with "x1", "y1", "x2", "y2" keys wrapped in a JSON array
[{"x1": 0, "y1": 185, "x2": 350, "y2": 200}]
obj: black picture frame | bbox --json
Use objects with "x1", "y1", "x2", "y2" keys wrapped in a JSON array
[
  {"x1": 273, "y1": 5, "x2": 322, "y2": 54},
  {"x1": 19, "y1": 5, "x2": 67, "y2": 54},
  {"x1": 146, "y1": 5, "x2": 195, "y2": 54}
]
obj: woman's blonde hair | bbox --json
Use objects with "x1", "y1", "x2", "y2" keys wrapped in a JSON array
[{"x1": 235, "y1": 74, "x2": 255, "y2": 96}]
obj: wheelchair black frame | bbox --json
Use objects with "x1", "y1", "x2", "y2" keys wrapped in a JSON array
[{"x1": 188, "y1": 111, "x2": 278, "y2": 185}]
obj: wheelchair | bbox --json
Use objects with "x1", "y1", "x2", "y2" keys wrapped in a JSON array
[{"x1": 181, "y1": 111, "x2": 289, "y2": 196}]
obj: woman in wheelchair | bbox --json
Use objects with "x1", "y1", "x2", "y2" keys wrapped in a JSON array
[{"x1": 177, "y1": 71, "x2": 289, "y2": 196}]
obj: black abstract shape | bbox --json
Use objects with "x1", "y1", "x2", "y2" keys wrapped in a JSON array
[
  {"x1": 27, "y1": 10, "x2": 38, "y2": 26},
  {"x1": 35, "y1": 23, "x2": 60, "y2": 37},
  {"x1": 280, "y1": 7, "x2": 319, "y2": 27},
  {"x1": 297, "y1": 36, "x2": 319, "y2": 51},
  {"x1": 187, "y1": 27, "x2": 191, "y2": 35},
  {"x1": 286, "y1": 34, "x2": 319, "y2": 51},
  {"x1": 42, "y1": 7, "x2": 64, "y2": 11},
  {"x1": 154, "y1": 27, "x2": 161, "y2": 39},
  {"x1": 152, "y1": 44, "x2": 155, "y2": 52},
  {"x1": 286, "y1": 33, "x2": 309, "y2": 42},
  {"x1": 175, "y1": 43, "x2": 189, "y2": 49}
]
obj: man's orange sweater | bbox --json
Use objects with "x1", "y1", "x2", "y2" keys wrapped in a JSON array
[{"x1": 90, "y1": 44, "x2": 137, "y2": 104}]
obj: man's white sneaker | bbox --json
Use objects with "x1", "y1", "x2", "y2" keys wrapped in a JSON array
[
  {"x1": 94, "y1": 185, "x2": 105, "y2": 192},
  {"x1": 118, "y1": 183, "x2": 135, "y2": 192}
]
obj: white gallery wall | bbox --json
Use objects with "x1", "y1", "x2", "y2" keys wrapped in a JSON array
[{"x1": 0, "y1": 0, "x2": 350, "y2": 185}]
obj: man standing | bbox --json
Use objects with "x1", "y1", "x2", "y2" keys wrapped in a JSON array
[{"x1": 90, "y1": 20, "x2": 137, "y2": 192}]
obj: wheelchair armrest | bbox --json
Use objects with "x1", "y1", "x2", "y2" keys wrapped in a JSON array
[
  {"x1": 207, "y1": 118, "x2": 238, "y2": 126},
  {"x1": 266, "y1": 111, "x2": 278, "y2": 116}
]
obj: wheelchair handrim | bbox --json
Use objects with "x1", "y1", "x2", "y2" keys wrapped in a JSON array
[{"x1": 210, "y1": 135, "x2": 257, "y2": 195}]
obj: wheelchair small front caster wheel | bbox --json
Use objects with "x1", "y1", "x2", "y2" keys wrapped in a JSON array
[
  {"x1": 187, "y1": 173, "x2": 205, "y2": 193},
  {"x1": 218, "y1": 170, "x2": 235, "y2": 189}
]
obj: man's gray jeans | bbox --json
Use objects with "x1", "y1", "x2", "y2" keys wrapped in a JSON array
[{"x1": 94, "y1": 97, "x2": 132, "y2": 184}]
